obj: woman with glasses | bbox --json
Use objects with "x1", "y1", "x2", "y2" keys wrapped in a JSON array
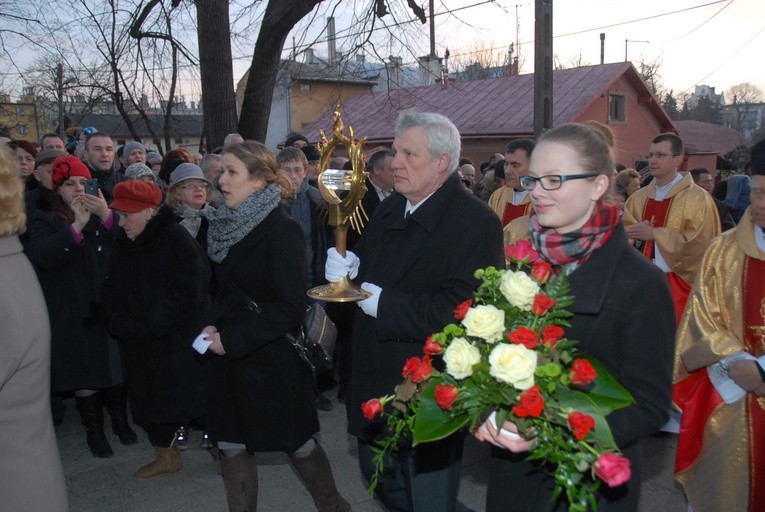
[
  {"x1": 475, "y1": 123, "x2": 676, "y2": 511},
  {"x1": 9, "y1": 140, "x2": 38, "y2": 190},
  {"x1": 163, "y1": 162, "x2": 214, "y2": 449},
  {"x1": 166, "y1": 163, "x2": 213, "y2": 251}
]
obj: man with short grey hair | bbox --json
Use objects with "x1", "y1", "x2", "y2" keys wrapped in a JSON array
[{"x1": 327, "y1": 111, "x2": 504, "y2": 511}]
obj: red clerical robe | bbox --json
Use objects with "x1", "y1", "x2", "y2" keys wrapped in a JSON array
[{"x1": 673, "y1": 209, "x2": 765, "y2": 512}]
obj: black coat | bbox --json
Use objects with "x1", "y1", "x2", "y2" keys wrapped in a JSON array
[
  {"x1": 25, "y1": 197, "x2": 123, "y2": 392},
  {"x1": 283, "y1": 184, "x2": 328, "y2": 287},
  {"x1": 101, "y1": 206, "x2": 211, "y2": 425},
  {"x1": 486, "y1": 223, "x2": 676, "y2": 512},
  {"x1": 347, "y1": 173, "x2": 505, "y2": 438},
  {"x1": 204, "y1": 206, "x2": 319, "y2": 453}
]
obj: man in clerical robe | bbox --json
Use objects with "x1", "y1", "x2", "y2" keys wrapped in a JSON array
[
  {"x1": 623, "y1": 133, "x2": 719, "y2": 324},
  {"x1": 673, "y1": 141, "x2": 765, "y2": 512},
  {"x1": 488, "y1": 138, "x2": 535, "y2": 227}
]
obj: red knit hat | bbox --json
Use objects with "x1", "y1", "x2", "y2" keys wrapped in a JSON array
[
  {"x1": 51, "y1": 155, "x2": 91, "y2": 191},
  {"x1": 110, "y1": 180, "x2": 163, "y2": 213}
]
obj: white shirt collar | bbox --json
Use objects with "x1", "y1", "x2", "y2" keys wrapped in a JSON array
[
  {"x1": 405, "y1": 190, "x2": 438, "y2": 217},
  {"x1": 755, "y1": 222, "x2": 765, "y2": 253},
  {"x1": 654, "y1": 173, "x2": 683, "y2": 201}
]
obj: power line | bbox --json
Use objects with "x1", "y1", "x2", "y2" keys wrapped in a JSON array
[{"x1": 680, "y1": 23, "x2": 765, "y2": 93}]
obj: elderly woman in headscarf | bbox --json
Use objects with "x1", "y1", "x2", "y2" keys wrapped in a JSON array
[
  {"x1": 101, "y1": 180, "x2": 211, "y2": 480},
  {"x1": 723, "y1": 174, "x2": 752, "y2": 224},
  {"x1": 26, "y1": 155, "x2": 137, "y2": 459}
]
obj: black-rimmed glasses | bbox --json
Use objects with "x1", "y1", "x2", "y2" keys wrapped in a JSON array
[{"x1": 519, "y1": 173, "x2": 600, "y2": 191}]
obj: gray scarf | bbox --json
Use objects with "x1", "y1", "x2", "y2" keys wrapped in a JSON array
[
  {"x1": 175, "y1": 203, "x2": 206, "y2": 238},
  {"x1": 202, "y1": 184, "x2": 281, "y2": 263}
]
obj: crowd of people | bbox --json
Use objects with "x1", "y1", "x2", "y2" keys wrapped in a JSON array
[{"x1": 1, "y1": 113, "x2": 763, "y2": 512}]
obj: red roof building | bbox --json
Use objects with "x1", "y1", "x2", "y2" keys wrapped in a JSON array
[{"x1": 302, "y1": 62, "x2": 676, "y2": 168}]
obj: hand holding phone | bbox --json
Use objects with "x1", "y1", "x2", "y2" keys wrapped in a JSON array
[{"x1": 84, "y1": 179, "x2": 99, "y2": 196}]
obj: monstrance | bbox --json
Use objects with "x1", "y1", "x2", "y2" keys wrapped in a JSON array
[{"x1": 307, "y1": 107, "x2": 372, "y2": 302}]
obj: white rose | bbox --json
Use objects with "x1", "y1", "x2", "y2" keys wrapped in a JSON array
[
  {"x1": 463, "y1": 304, "x2": 505, "y2": 343},
  {"x1": 488, "y1": 343, "x2": 537, "y2": 390},
  {"x1": 443, "y1": 337, "x2": 482, "y2": 379},
  {"x1": 499, "y1": 270, "x2": 540, "y2": 311}
]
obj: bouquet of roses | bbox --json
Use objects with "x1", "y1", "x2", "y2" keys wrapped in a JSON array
[{"x1": 361, "y1": 241, "x2": 634, "y2": 512}]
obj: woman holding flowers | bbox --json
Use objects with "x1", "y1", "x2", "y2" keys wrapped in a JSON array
[{"x1": 475, "y1": 123, "x2": 676, "y2": 511}]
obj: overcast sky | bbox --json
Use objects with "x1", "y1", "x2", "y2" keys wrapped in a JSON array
[{"x1": 254, "y1": 0, "x2": 765, "y2": 102}]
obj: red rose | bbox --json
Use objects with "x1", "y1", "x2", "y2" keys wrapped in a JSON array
[
  {"x1": 453, "y1": 299, "x2": 472, "y2": 320},
  {"x1": 423, "y1": 335, "x2": 442, "y2": 355},
  {"x1": 532, "y1": 294, "x2": 556, "y2": 316},
  {"x1": 507, "y1": 326, "x2": 539, "y2": 349},
  {"x1": 361, "y1": 399, "x2": 383, "y2": 421},
  {"x1": 402, "y1": 356, "x2": 432, "y2": 383},
  {"x1": 434, "y1": 384, "x2": 459, "y2": 411},
  {"x1": 540, "y1": 325, "x2": 565, "y2": 348},
  {"x1": 531, "y1": 261, "x2": 553, "y2": 284},
  {"x1": 512, "y1": 384, "x2": 544, "y2": 418},
  {"x1": 568, "y1": 411, "x2": 596, "y2": 440},
  {"x1": 594, "y1": 452, "x2": 632, "y2": 487},
  {"x1": 571, "y1": 359, "x2": 598, "y2": 386},
  {"x1": 505, "y1": 240, "x2": 540, "y2": 264}
]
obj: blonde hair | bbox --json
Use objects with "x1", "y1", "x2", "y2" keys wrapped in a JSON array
[{"x1": 0, "y1": 145, "x2": 27, "y2": 236}]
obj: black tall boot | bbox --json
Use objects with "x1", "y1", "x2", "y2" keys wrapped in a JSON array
[
  {"x1": 289, "y1": 443, "x2": 350, "y2": 512},
  {"x1": 220, "y1": 452, "x2": 258, "y2": 512},
  {"x1": 76, "y1": 393, "x2": 114, "y2": 458},
  {"x1": 103, "y1": 383, "x2": 138, "y2": 445}
]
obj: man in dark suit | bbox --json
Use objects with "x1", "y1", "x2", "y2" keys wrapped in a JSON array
[{"x1": 326, "y1": 112, "x2": 504, "y2": 511}]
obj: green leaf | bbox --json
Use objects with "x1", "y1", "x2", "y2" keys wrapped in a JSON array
[
  {"x1": 411, "y1": 381, "x2": 470, "y2": 445},
  {"x1": 577, "y1": 356, "x2": 634, "y2": 415},
  {"x1": 556, "y1": 388, "x2": 618, "y2": 450}
]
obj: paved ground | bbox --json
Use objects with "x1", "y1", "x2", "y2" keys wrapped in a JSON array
[{"x1": 56, "y1": 393, "x2": 687, "y2": 511}]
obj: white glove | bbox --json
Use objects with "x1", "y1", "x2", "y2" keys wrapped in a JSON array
[
  {"x1": 325, "y1": 248, "x2": 360, "y2": 281},
  {"x1": 358, "y1": 282, "x2": 382, "y2": 318}
]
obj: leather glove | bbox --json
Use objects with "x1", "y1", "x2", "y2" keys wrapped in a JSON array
[
  {"x1": 358, "y1": 282, "x2": 382, "y2": 318},
  {"x1": 325, "y1": 248, "x2": 360, "y2": 281}
]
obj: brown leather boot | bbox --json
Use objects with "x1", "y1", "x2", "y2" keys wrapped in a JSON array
[
  {"x1": 134, "y1": 442, "x2": 182, "y2": 480},
  {"x1": 220, "y1": 452, "x2": 258, "y2": 512},
  {"x1": 289, "y1": 443, "x2": 350, "y2": 512}
]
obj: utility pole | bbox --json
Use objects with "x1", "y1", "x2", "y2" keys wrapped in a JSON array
[
  {"x1": 533, "y1": 0, "x2": 553, "y2": 138},
  {"x1": 429, "y1": 0, "x2": 436, "y2": 57}
]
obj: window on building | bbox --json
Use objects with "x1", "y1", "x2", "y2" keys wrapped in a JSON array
[
  {"x1": 175, "y1": 138, "x2": 183, "y2": 144},
  {"x1": 16, "y1": 106, "x2": 25, "y2": 116},
  {"x1": 300, "y1": 84, "x2": 311, "y2": 92},
  {"x1": 16, "y1": 125, "x2": 28, "y2": 135},
  {"x1": 609, "y1": 94, "x2": 626, "y2": 122}
]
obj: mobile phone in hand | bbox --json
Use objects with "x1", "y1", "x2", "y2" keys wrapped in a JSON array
[{"x1": 84, "y1": 179, "x2": 99, "y2": 196}]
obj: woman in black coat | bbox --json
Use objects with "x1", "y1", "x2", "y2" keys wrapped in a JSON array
[
  {"x1": 475, "y1": 123, "x2": 676, "y2": 511},
  {"x1": 101, "y1": 180, "x2": 210, "y2": 479},
  {"x1": 200, "y1": 141, "x2": 349, "y2": 512},
  {"x1": 26, "y1": 155, "x2": 137, "y2": 459}
]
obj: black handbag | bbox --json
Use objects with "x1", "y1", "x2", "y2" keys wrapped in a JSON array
[
  {"x1": 225, "y1": 271, "x2": 336, "y2": 373},
  {"x1": 287, "y1": 303, "x2": 337, "y2": 373}
]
